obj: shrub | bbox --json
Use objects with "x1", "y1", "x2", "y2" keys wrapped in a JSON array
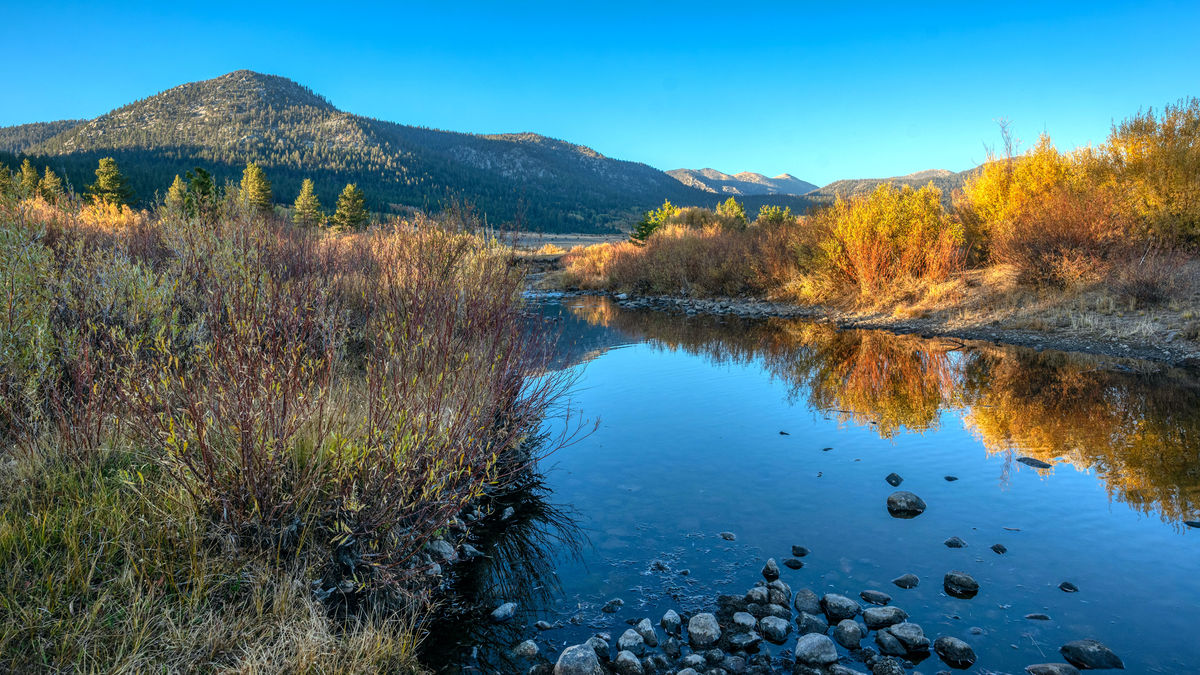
[{"x1": 814, "y1": 183, "x2": 965, "y2": 299}]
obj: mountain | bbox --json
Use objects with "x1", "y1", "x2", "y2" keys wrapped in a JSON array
[
  {"x1": 807, "y1": 168, "x2": 974, "y2": 202},
  {"x1": 667, "y1": 168, "x2": 817, "y2": 196},
  {"x1": 0, "y1": 70, "x2": 812, "y2": 232}
]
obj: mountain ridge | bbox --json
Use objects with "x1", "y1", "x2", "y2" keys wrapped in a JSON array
[{"x1": 667, "y1": 167, "x2": 818, "y2": 196}]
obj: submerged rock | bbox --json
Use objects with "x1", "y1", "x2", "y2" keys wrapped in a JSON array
[
  {"x1": 886, "y1": 491, "x2": 927, "y2": 518},
  {"x1": 490, "y1": 602, "x2": 518, "y2": 622},
  {"x1": 1018, "y1": 457, "x2": 1053, "y2": 469},
  {"x1": 944, "y1": 571, "x2": 979, "y2": 599},
  {"x1": 1025, "y1": 664, "x2": 1082, "y2": 675},
  {"x1": 1060, "y1": 639, "x2": 1124, "y2": 670},
  {"x1": 934, "y1": 636, "x2": 977, "y2": 669},
  {"x1": 860, "y1": 589, "x2": 891, "y2": 605},
  {"x1": 554, "y1": 644, "x2": 605, "y2": 675},
  {"x1": 885, "y1": 472, "x2": 904, "y2": 487},
  {"x1": 892, "y1": 573, "x2": 920, "y2": 589}
]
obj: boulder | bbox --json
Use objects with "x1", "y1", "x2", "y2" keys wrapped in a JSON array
[
  {"x1": 687, "y1": 612, "x2": 721, "y2": 648},
  {"x1": 794, "y1": 588, "x2": 822, "y2": 614},
  {"x1": 863, "y1": 605, "x2": 908, "y2": 630},
  {"x1": 490, "y1": 602, "x2": 518, "y2": 622},
  {"x1": 661, "y1": 609, "x2": 681, "y2": 634},
  {"x1": 860, "y1": 589, "x2": 891, "y2": 605},
  {"x1": 513, "y1": 639, "x2": 539, "y2": 659},
  {"x1": 612, "y1": 650, "x2": 644, "y2": 675},
  {"x1": 1060, "y1": 639, "x2": 1124, "y2": 670},
  {"x1": 934, "y1": 636, "x2": 977, "y2": 669},
  {"x1": 794, "y1": 633, "x2": 839, "y2": 666},
  {"x1": 944, "y1": 571, "x2": 979, "y2": 599},
  {"x1": 762, "y1": 558, "x2": 780, "y2": 581},
  {"x1": 889, "y1": 622, "x2": 931, "y2": 653},
  {"x1": 797, "y1": 611, "x2": 829, "y2": 635},
  {"x1": 822, "y1": 593, "x2": 861, "y2": 621},
  {"x1": 892, "y1": 573, "x2": 920, "y2": 589},
  {"x1": 886, "y1": 491, "x2": 926, "y2": 518},
  {"x1": 554, "y1": 644, "x2": 605, "y2": 675},
  {"x1": 759, "y1": 615, "x2": 791, "y2": 644},
  {"x1": 634, "y1": 618, "x2": 658, "y2": 647},
  {"x1": 885, "y1": 472, "x2": 903, "y2": 486},
  {"x1": 1025, "y1": 664, "x2": 1082, "y2": 675},
  {"x1": 834, "y1": 619, "x2": 863, "y2": 649}
]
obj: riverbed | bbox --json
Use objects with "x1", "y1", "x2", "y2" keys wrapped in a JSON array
[{"x1": 427, "y1": 295, "x2": 1200, "y2": 673}]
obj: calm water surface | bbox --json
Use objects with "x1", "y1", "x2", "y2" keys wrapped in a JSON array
[{"x1": 430, "y1": 296, "x2": 1200, "y2": 673}]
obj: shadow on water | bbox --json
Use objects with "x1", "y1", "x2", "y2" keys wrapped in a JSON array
[
  {"x1": 556, "y1": 295, "x2": 1200, "y2": 528},
  {"x1": 419, "y1": 446, "x2": 586, "y2": 672}
]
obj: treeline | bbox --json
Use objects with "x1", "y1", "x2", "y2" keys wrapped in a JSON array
[{"x1": 562, "y1": 97, "x2": 1200, "y2": 306}]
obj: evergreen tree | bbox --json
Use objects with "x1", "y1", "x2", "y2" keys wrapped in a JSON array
[
  {"x1": 86, "y1": 157, "x2": 133, "y2": 206},
  {"x1": 240, "y1": 161, "x2": 273, "y2": 216},
  {"x1": 39, "y1": 167, "x2": 65, "y2": 203},
  {"x1": 19, "y1": 159, "x2": 39, "y2": 198},
  {"x1": 165, "y1": 174, "x2": 188, "y2": 214},
  {"x1": 716, "y1": 196, "x2": 747, "y2": 226},
  {"x1": 0, "y1": 165, "x2": 14, "y2": 198},
  {"x1": 630, "y1": 199, "x2": 678, "y2": 244},
  {"x1": 332, "y1": 183, "x2": 367, "y2": 230},
  {"x1": 185, "y1": 167, "x2": 216, "y2": 220},
  {"x1": 292, "y1": 178, "x2": 323, "y2": 227}
]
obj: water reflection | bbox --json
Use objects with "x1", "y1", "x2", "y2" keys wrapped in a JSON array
[{"x1": 559, "y1": 296, "x2": 1200, "y2": 527}]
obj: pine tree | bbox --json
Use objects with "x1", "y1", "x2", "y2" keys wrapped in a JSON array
[
  {"x1": 332, "y1": 183, "x2": 367, "y2": 230},
  {"x1": 19, "y1": 159, "x2": 39, "y2": 198},
  {"x1": 39, "y1": 167, "x2": 65, "y2": 203},
  {"x1": 185, "y1": 167, "x2": 216, "y2": 221},
  {"x1": 86, "y1": 157, "x2": 133, "y2": 206},
  {"x1": 716, "y1": 196, "x2": 747, "y2": 226},
  {"x1": 292, "y1": 178, "x2": 323, "y2": 227},
  {"x1": 0, "y1": 165, "x2": 14, "y2": 198},
  {"x1": 166, "y1": 174, "x2": 188, "y2": 214},
  {"x1": 630, "y1": 200, "x2": 678, "y2": 244},
  {"x1": 240, "y1": 162, "x2": 273, "y2": 216}
]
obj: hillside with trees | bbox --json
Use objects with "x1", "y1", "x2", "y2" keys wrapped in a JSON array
[{"x1": 0, "y1": 71, "x2": 813, "y2": 232}]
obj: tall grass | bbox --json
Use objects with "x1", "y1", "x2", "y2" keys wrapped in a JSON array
[{"x1": 0, "y1": 192, "x2": 575, "y2": 671}]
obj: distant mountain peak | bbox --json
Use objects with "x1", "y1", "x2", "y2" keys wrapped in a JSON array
[{"x1": 668, "y1": 168, "x2": 817, "y2": 196}]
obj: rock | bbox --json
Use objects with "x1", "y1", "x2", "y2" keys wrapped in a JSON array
[
  {"x1": 1026, "y1": 613, "x2": 1052, "y2": 621},
  {"x1": 822, "y1": 593, "x2": 861, "y2": 621},
  {"x1": 585, "y1": 636, "x2": 609, "y2": 662},
  {"x1": 759, "y1": 615, "x2": 791, "y2": 644},
  {"x1": 863, "y1": 605, "x2": 908, "y2": 629},
  {"x1": 944, "y1": 475, "x2": 959, "y2": 481},
  {"x1": 491, "y1": 602, "x2": 518, "y2": 622},
  {"x1": 732, "y1": 611, "x2": 757, "y2": 631},
  {"x1": 727, "y1": 631, "x2": 762, "y2": 651},
  {"x1": 762, "y1": 558, "x2": 780, "y2": 581},
  {"x1": 635, "y1": 618, "x2": 658, "y2": 647},
  {"x1": 885, "y1": 472, "x2": 904, "y2": 487},
  {"x1": 875, "y1": 628, "x2": 907, "y2": 656},
  {"x1": 1059, "y1": 581, "x2": 1079, "y2": 593},
  {"x1": 794, "y1": 633, "x2": 839, "y2": 666},
  {"x1": 1025, "y1": 664, "x2": 1082, "y2": 675},
  {"x1": 1060, "y1": 639, "x2": 1124, "y2": 670},
  {"x1": 860, "y1": 589, "x2": 891, "y2": 605},
  {"x1": 991, "y1": 543, "x2": 1008, "y2": 554},
  {"x1": 1186, "y1": 521, "x2": 1200, "y2": 528},
  {"x1": 1018, "y1": 457, "x2": 1053, "y2": 469},
  {"x1": 676, "y1": 670, "x2": 700, "y2": 675},
  {"x1": 612, "y1": 650, "x2": 643, "y2": 675},
  {"x1": 892, "y1": 573, "x2": 920, "y2": 589},
  {"x1": 536, "y1": 620, "x2": 555, "y2": 630},
  {"x1": 797, "y1": 611, "x2": 829, "y2": 635},
  {"x1": 886, "y1": 491, "x2": 927, "y2": 518},
  {"x1": 554, "y1": 643, "x2": 605, "y2": 675},
  {"x1": 745, "y1": 586, "x2": 769, "y2": 605},
  {"x1": 889, "y1": 622, "x2": 931, "y2": 652},
  {"x1": 501, "y1": 506, "x2": 516, "y2": 520},
  {"x1": 794, "y1": 588, "x2": 822, "y2": 614},
  {"x1": 719, "y1": 531, "x2": 737, "y2": 541},
  {"x1": 602, "y1": 598, "x2": 624, "y2": 613},
  {"x1": 767, "y1": 579, "x2": 791, "y2": 604},
  {"x1": 426, "y1": 538, "x2": 459, "y2": 563},
  {"x1": 872, "y1": 657, "x2": 906, "y2": 675},
  {"x1": 830, "y1": 665, "x2": 869, "y2": 675},
  {"x1": 943, "y1": 571, "x2": 979, "y2": 599},
  {"x1": 792, "y1": 545, "x2": 811, "y2": 557},
  {"x1": 764, "y1": 602, "x2": 790, "y2": 619},
  {"x1": 662, "y1": 636, "x2": 682, "y2": 659},
  {"x1": 687, "y1": 613, "x2": 721, "y2": 648},
  {"x1": 661, "y1": 609, "x2": 681, "y2": 634},
  {"x1": 934, "y1": 636, "x2": 977, "y2": 669},
  {"x1": 513, "y1": 639, "x2": 539, "y2": 659},
  {"x1": 834, "y1": 619, "x2": 863, "y2": 649},
  {"x1": 784, "y1": 557, "x2": 805, "y2": 569},
  {"x1": 944, "y1": 536, "x2": 968, "y2": 548},
  {"x1": 617, "y1": 628, "x2": 645, "y2": 656}
]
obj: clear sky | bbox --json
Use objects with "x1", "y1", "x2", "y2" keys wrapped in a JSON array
[{"x1": 2, "y1": 1, "x2": 1197, "y2": 185}]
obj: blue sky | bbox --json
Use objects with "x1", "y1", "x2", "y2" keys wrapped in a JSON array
[{"x1": 2, "y1": 1, "x2": 1197, "y2": 185}]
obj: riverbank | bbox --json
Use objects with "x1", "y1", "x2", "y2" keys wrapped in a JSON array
[{"x1": 529, "y1": 276, "x2": 1200, "y2": 369}]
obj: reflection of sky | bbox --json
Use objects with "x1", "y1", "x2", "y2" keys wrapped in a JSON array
[{"x1": 527, "y1": 299, "x2": 1200, "y2": 673}]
